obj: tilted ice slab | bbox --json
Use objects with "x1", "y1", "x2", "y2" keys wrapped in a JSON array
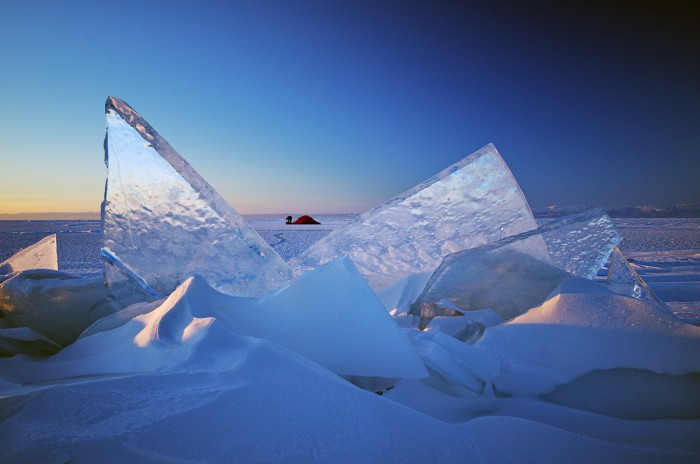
[
  {"x1": 0, "y1": 234, "x2": 57, "y2": 277},
  {"x1": 606, "y1": 247, "x2": 671, "y2": 311},
  {"x1": 102, "y1": 97, "x2": 291, "y2": 297},
  {"x1": 412, "y1": 208, "x2": 622, "y2": 326},
  {"x1": 291, "y1": 144, "x2": 541, "y2": 291}
]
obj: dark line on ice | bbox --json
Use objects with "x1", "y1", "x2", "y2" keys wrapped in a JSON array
[{"x1": 270, "y1": 233, "x2": 286, "y2": 247}]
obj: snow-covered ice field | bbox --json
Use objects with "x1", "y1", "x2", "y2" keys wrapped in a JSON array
[{"x1": 2, "y1": 216, "x2": 698, "y2": 324}]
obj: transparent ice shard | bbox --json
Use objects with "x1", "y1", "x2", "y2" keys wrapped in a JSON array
[
  {"x1": 412, "y1": 208, "x2": 622, "y2": 327},
  {"x1": 290, "y1": 144, "x2": 541, "y2": 291},
  {"x1": 102, "y1": 97, "x2": 291, "y2": 297},
  {"x1": 606, "y1": 247, "x2": 670, "y2": 311},
  {"x1": 0, "y1": 234, "x2": 58, "y2": 276}
]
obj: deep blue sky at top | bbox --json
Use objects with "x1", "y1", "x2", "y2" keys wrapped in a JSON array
[{"x1": 1, "y1": 1, "x2": 698, "y2": 214}]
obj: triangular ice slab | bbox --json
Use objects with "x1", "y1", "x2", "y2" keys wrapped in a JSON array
[
  {"x1": 102, "y1": 97, "x2": 291, "y2": 297},
  {"x1": 606, "y1": 247, "x2": 670, "y2": 311},
  {"x1": 290, "y1": 144, "x2": 541, "y2": 291},
  {"x1": 412, "y1": 208, "x2": 622, "y2": 327},
  {"x1": 0, "y1": 234, "x2": 58, "y2": 276}
]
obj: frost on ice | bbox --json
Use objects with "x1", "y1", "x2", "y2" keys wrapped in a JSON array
[
  {"x1": 412, "y1": 208, "x2": 622, "y2": 327},
  {"x1": 291, "y1": 144, "x2": 541, "y2": 291},
  {"x1": 102, "y1": 97, "x2": 291, "y2": 297},
  {"x1": 0, "y1": 234, "x2": 58, "y2": 277}
]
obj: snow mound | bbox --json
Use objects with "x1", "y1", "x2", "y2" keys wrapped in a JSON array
[
  {"x1": 159, "y1": 257, "x2": 428, "y2": 379},
  {"x1": 0, "y1": 258, "x2": 425, "y2": 384},
  {"x1": 476, "y1": 277, "x2": 700, "y2": 400}
]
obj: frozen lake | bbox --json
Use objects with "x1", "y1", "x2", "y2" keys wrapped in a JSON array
[
  {"x1": 1, "y1": 216, "x2": 699, "y2": 324},
  {"x1": 1, "y1": 216, "x2": 698, "y2": 272},
  {"x1": 0, "y1": 214, "x2": 354, "y2": 278}
]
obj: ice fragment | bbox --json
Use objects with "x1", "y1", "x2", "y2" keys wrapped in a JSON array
[
  {"x1": 0, "y1": 234, "x2": 58, "y2": 277},
  {"x1": 606, "y1": 247, "x2": 671, "y2": 311},
  {"x1": 102, "y1": 97, "x2": 291, "y2": 297}
]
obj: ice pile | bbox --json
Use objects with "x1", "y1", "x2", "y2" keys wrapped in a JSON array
[
  {"x1": 1, "y1": 97, "x2": 699, "y2": 462},
  {"x1": 291, "y1": 143, "x2": 541, "y2": 290}
]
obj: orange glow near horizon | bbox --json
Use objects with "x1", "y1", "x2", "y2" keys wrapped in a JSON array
[{"x1": 0, "y1": 197, "x2": 101, "y2": 216}]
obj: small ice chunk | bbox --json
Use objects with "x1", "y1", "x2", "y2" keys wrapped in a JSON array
[
  {"x1": 409, "y1": 331, "x2": 500, "y2": 396},
  {"x1": 425, "y1": 309, "x2": 504, "y2": 343},
  {"x1": 291, "y1": 144, "x2": 541, "y2": 291},
  {"x1": 0, "y1": 270, "x2": 111, "y2": 346},
  {"x1": 0, "y1": 234, "x2": 58, "y2": 276},
  {"x1": 0, "y1": 327, "x2": 61, "y2": 358},
  {"x1": 102, "y1": 97, "x2": 291, "y2": 297}
]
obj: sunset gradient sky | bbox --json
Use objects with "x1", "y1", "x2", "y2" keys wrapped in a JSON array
[{"x1": 1, "y1": 1, "x2": 698, "y2": 215}]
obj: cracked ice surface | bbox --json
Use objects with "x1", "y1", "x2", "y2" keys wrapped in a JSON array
[
  {"x1": 290, "y1": 144, "x2": 540, "y2": 290},
  {"x1": 102, "y1": 97, "x2": 291, "y2": 297}
]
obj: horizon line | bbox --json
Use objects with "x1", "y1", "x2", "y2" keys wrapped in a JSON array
[
  {"x1": 2, "y1": 203, "x2": 699, "y2": 221},
  {"x1": 0, "y1": 211, "x2": 364, "y2": 221}
]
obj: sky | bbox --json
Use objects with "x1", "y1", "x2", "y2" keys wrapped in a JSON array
[{"x1": 1, "y1": 1, "x2": 698, "y2": 216}]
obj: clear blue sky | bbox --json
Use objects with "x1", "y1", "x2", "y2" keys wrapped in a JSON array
[{"x1": 1, "y1": 1, "x2": 698, "y2": 215}]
